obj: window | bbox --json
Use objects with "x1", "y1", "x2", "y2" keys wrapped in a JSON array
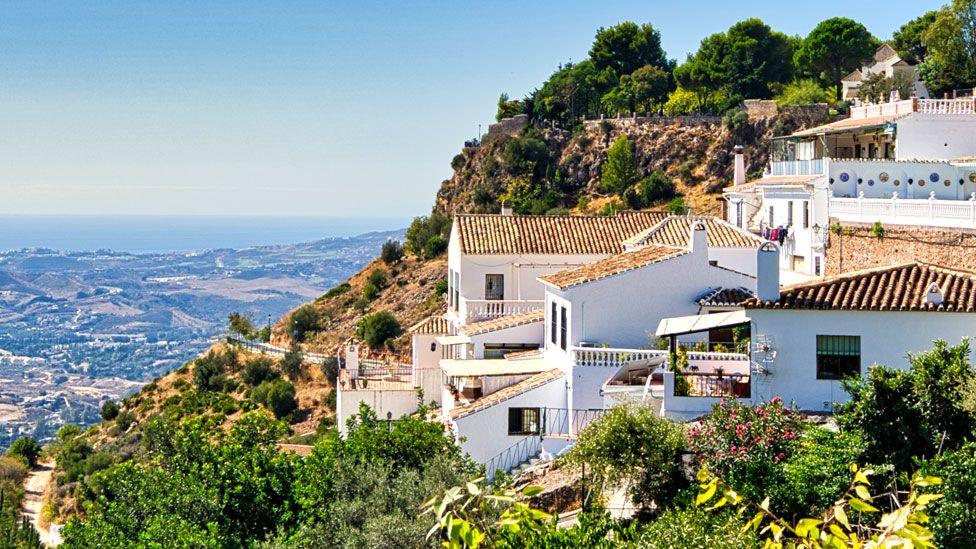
[
  {"x1": 550, "y1": 302, "x2": 558, "y2": 344},
  {"x1": 802, "y1": 201, "x2": 809, "y2": 229},
  {"x1": 508, "y1": 407, "x2": 540, "y2": 435},
  {"x1": 485, "y1": 274, "x2": 504, "y2": 300},
  {"x1": 735, "y1": 202, "x2": 743, "y2": 228},
  {"x1": 816, "y1": 335, "x2": 861, "y2": 380},
  {"x1": 447, "y1": 269, "x2": 454, "y2": 309},
  {"x1": 814, "y1": 256, "x2": 822, "y2": 277},
  {"x1": 560, "y1": 306, "x2": 568, "y2": 350},
  {"x1": 453, "y1": 271, "x2": 460, "y2": 312},
  {"x1": 787, "y1": 201, "x2": 794, "y2": 226},
  {"x1": 484, "y1": 343, "x2": 540, "y2": 359},
  {"x1": 768, "y1": 205, "x2": 774, "y2": 225}
]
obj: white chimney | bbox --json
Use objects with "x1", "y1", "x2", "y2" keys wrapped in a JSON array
[
  {"x1": 500, "y1": 202, "x2": 513, "y2": 216},
  {"x1": 690, "y1": 220, "x2": 708, "y2": 256},
  {"x1": 733, "y1": 145, "x2": 745, "y2": 186},
  {"x1": 924, "y1": 282, "x2": 944, "y2": 306},
  {"x1": 756, "y1": 242, "x2": 780, "y2": 302}
]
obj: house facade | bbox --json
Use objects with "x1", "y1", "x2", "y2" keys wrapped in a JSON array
[
  {"x1": 840, "y1": 44, "x2": 928, "y2": 102},
  {"x1": 726, "y1": 95, "x2": 976, "y2": 276}
]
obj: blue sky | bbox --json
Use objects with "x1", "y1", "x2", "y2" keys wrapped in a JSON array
[{"x1": 0, "y1": 1, "x2": 942, "y2": 218}]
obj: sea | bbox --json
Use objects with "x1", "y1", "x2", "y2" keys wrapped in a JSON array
[{"x1": 0, "y1": 215, "x2": 412, "y2": 253}]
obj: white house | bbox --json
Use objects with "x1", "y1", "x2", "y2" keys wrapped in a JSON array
[
  {"x1": 726, "y1": 95, "x2": 976, "y2": 276},
  {"x1": 742, "y1": 260, "x2": 976, "y2": 412},
  {"x1": 840, "y1": 44, "x2": 928, "y2": 101}
]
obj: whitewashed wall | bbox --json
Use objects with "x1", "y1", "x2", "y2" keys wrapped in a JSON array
[
  {"x1": 896, "y1": 114, "x2": 976, "y2": 160},
  {"x1": 412, "y1": 333, "x2": 442, "y2": 370},
  {"x1": 467, "y1": 321, "x2": 545, "y2": 359},
  {"x1": 337, "y1": 388, "x2": 419, "y2": 435},
  {"x1": 749, "y1": 309, "x2": 976, "y2": 412},
  {"x1": 452, "y1": 377, "x2": 567, "y2": 465},
  {"x1": 828, "y1": 160, "x2": 972, "y2": 200}
]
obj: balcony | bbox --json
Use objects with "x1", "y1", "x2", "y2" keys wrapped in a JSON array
[
  {"x1": 829, "y1": 192, "x2": 976, "y2": 229},
  {"x1": 769, "y1": 159, "x2": 825, "y2": 176},
  {"x1": 456, "y1": 298, "x2": 544, "y2": 323}
]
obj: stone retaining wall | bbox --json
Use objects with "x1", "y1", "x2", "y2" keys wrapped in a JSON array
[{"x1": 826, "y1": 222, "x2": 976, "y2": 275}]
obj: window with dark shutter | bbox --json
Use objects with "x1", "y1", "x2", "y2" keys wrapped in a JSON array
[
  {"x1": 550, "y1": 301, "x2": 557, "y2": 344},
  {"x1": 560, "y1": 306, "x2": 567, "y2": 350},
  {"x1": 508, "y1": 407, "x2": 541, "y2": 435},
  {"x1": 485, "y1": 274, "x2": 504, "y2": 300},
  {"x1": 816, "y1": 335, "x2": 861, "y2": 380}
]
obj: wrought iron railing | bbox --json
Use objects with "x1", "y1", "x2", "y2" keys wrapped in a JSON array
[
  {"x1": 677, "y1": 372, "x2": 751, "y2": 398},
  {"x1": 484, "y1": 435, "x2": 543, "y2": 481},
  {"x1": 541, "y1": 408, "x2": 606, "y2": 436}
]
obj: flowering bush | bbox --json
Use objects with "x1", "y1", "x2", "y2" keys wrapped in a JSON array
[{"x1": 688, "y1": 397, "x2": 803, "y2": 502}]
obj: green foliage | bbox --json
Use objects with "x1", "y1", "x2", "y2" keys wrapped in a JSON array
[
  {"x1": 367, "y1": 267, "x2": 388, "y2": 289},
  {"x1": 7, "y1": 437, "x2": 41, "y2": 468},
  {"x1": 0, "y1": 457, "x2": 29, "y2": 485},
  {"x1": 434, "y1": 278, "x2": 449, "y2": 298},
  {"x1": 361, "y1": 281, "x2": 379, "y2": 301},
  {"x1": 589, "y1": 22, "x2": 673, "y2": 77},
  {"x1": 0, "y1": 486, "x2": 42, "y2": 548},
  {"x1": 54, "y1": 427, "x2": 95, "y2": 484},
  {"x1": 856, "y1": 71, "x2": 915, "y2": 103},
  {"x1": 356, "y1": 311, "x2": 401, "y2": 348},
  {"x1": 495, "y1": 92, "x2": 524, "y2": 120},
  {"x1": 665, "y1": 196, "x2": 688, "y2": 214},
  {"x1": 320, "y1": 357, "x2": 339, "y2": 385},
  {"x1": 227, "y1": 312, "x2": 257, "y2": 340},
  {"x1": 323, "y1": 283, "x2": 351, "y2": 299},
  {"x1": 242, "y1": 355, "x2": 278, "y2": 386},
  {"x1": 281, "y1": 343, "x2": 304, "y2": 381},
  {"x1": 893, "y1": 11, "x2": 939, "y2": 64},
  {"x1": 600, "y1": 135, "x2": 637, "y2": 195},
  {"x1": 252, "y1": 379, "x2": 298, "y2": 419},
  {"x1": 769, "y1": 427, "x2": 867, "y2": 519},
  {"x1": 600, "y1": 64, "x2": 670, "y2": 115},
  {"x1": 502, "y1": 131, "x2": 555, "y2": 182},
  {"x1": 917, "y1": 442, "x2": 976, "y2": 547},
  {"x1": 100, "y1": 400, "x2": 120, "y2": 421},
  {"x1": 837, "y1": 339, "x2": 976, "y2": 471},
  {"x1": 63, "y1": 413, "x2": 294, "y2": 547},
  {"x1": 193, "y1": 348, "x2": 237, "y2": 392},
  {"x1": 688, "y1": 398, "x2": 804, "y2": 503},
  {"x1": 794, "y1": 17, "x2": 878, "y2": 100},
  {"x1": 380, "y1": 240, "x2": 404, "y2": 265},
  {"x1": 405, "y1": 212, "x2": 451, "y2": 259},
  {"x1": 638, "y1": 506, "x2": 757, "y2": 548},
  {"x1": 774, "y1": 79, "x2": 831, "y2": 106},
  {"x1": 288, "y1": 304, "x2": 322, "y2": 343},
  {"x1": 676, "y1": 18, "x2": 794, "y2": 103},
  {"x1": 918, "y1": 0, "x2": 976, "y2": 96},
  {"x1": 870, "y1": 220, "x2": 886, "y2": 238},
  {"x1": 565, "y1": 405, "x2": 686, "y2": 509}
]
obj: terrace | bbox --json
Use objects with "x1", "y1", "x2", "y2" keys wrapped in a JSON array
[{"x1": 449, "y1": 296, "x2": 545, "y2": 324}]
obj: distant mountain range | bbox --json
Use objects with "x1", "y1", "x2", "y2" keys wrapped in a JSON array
[{"x1": 0, "y1": 230, "x2": 401, "y2": 448}]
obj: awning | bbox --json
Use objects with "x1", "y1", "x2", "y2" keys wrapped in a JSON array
[
  {"x1": 440, "y1": 358, "x2": 552, "y2": 377},
  {"x1": 435, "y1": 335, "x2": 470, "y2": 346},
  {"x1": 655, "y1": 310, "x2": 750, "y2": 337}
]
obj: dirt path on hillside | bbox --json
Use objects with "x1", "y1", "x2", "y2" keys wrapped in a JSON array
[{"x1": 21, "y1": 461, "x2": 59, "y2": 546}]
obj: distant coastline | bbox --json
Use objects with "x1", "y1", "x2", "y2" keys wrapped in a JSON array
[{"x1": 0, "y1": 215, "x2": 411, "y2": 254}]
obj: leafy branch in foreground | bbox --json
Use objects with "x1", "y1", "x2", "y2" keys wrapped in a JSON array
[
  {"x1": 696, "y1": 464, "x2": 942, "y2": 548},
  {"x1": 421, "y1": 479, "x2": 549, "y2": 548}
]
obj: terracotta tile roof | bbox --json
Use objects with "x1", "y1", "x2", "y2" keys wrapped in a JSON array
[
  {"x1": 455, "y1": 211, "x2": 670, "y2": 255},
  {"x1": 408, "y1": 315, "x2": 452, "y2": 335},
  {"x1": 459, "y1": 309, "x2": 545, "y2": 336},
  {"x1": 450, "y1": 369, "x2": 564, "y2": 420},
  {"x1": 743, "y1": 262, "x2": 976, "y2": 312},
  {"x1": 698, "y1": 286, "x2": 755, "y2": 307},
  {"x1": 539, "y1": 245, "x2": 688, "y2": 290},
  {"x1": 626, "y1": 216, "x2": 763, "y2": 249},
  {"x1": 791, "y1": 113, "x2": 910, "y2": 137}
]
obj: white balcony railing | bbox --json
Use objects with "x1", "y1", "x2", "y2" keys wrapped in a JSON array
[
  {"x1": 917, "y1": 98, "x2": 976, "y2": 115},
  {"x1": 769, "y1": 159, "x2": 825, "y2": 177},
  {"x1": 571, "y1": 347, "x2": 748, "y2": 368},
  {"x1": 460, "y1": 298, "x2": 544, "y2": 323},
  {"x1": 829, "y1": 191, "x2": 976, "y2": 229}
]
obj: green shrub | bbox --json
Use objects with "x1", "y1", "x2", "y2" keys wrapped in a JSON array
[
  {"x1": 281, "y1": 344, "x2": 304, "y2": 381},
  {"x1": 100, "y1": 400, "x2": 120, "y2": 421},
  {"x1": 380, "y1": 241, "x2": 404, "y2": 265},
  {"x1": 433, "y1": 279, "x2": 448, "y2": 298},
  {"x1": 242, "y1": 356, "x2": 278, "y2": 386},
  {"x1": 7, "y1": 437, "x2": 41, "y2": 468},
  {"x1": 637, "y1": 507, "x2": 757, "y2": 549},
  {"x1": 289, "y1": 304, "x2": 322, "y2": 342},
  {"x1": 565, "y1": 404, "x2": 686, "y2": 509},
  {"x1": 0, "y1": 456, "x2": 29, "y2": 485},
  {"x1": 628, "y1": 170, "x2": 677, "y2": 208},
  {"x1": 193, "y1": 354, "x2": 227, "y2": 392},
  {"x1": 321, "y1": 357, "x2": 339, "y2": 384},
  {"x1": 173, "y1": 379, "x2": 190, "y2": 391},
  {"x1": 227, "y1": 312, "x2": 257, "y2": 340},
  {"x1": 116, "y1": 410, "x2": 136, "y2": 432},
  {"x1": 361, "y1": 282, "x2": 379, "y2": 301},
  {"x1": 666, "y1": 196, "x2": 688, "y2": 214},
  {"x1": 688, "y1": 397, "x2": 804, "y2": 503},
  {"x1": 406, "y1": 213, "x2": 451, "y2": 259},
  {"x1": 601, "y1": 135, "x2": 637, "y2": 195},
  {"x1": 252, "y1": 379, "x2": 298, "y2": 419},
  {"x1": 775, "y1": 78, "x2": 830, "y2": 106},
  {"x1": 367, "y1": 268, "x2": 387, "y2": 288},
  {"x1": 870, "y1": 221, "x2": 885, "y2": 238},
  {"x1": 356, "y1": 311, "x2": 402, "y2": 348},
  {"x1": 675, "y1": 159, "x2": 696, "y2": 184},
  {"x1": 917, "y1": 442, "x2": 976, "y2": 547},
  {"x1": 323, "y1": 283, "x2": 351, "y2": 299}
]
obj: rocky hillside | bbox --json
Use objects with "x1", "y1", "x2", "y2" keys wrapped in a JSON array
[{"x1": 438, "y1": 109, "x2": 829, "y2": 216}]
